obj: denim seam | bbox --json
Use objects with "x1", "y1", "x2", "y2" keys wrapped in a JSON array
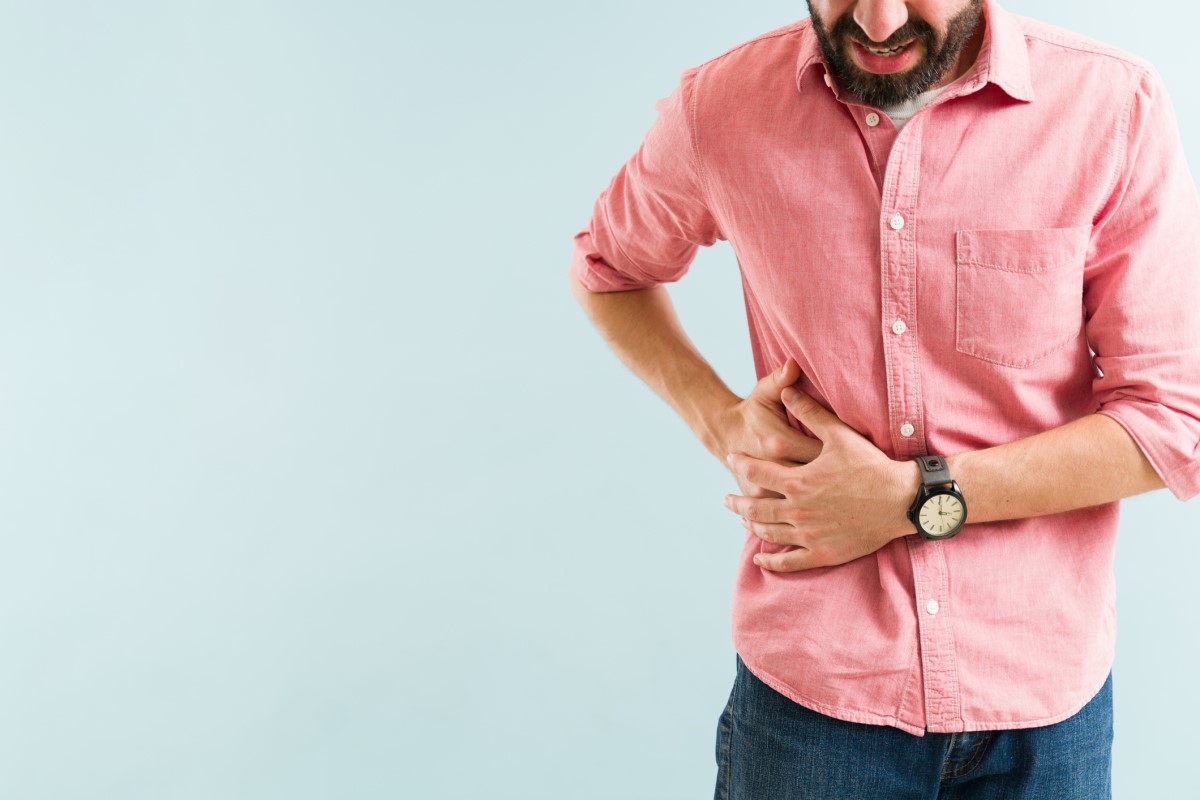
[
  {"x1": 721, "y1": 709, "x2": 732, "y2": 800},
  {"x1": 943, "y1": 732, "x2": 992, "y2": 780}
]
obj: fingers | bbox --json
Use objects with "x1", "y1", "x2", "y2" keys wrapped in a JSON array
[
  {"x1": 726, "y1": 452, "x2": 797, "y2": 496},
  {"x1": 779, "y1": 385, "x2": 847, "y2": 443},
  {"x1": 760, "y1": 432, "x2": 819, "y2": 465},
  {"x1": 740, "y1": 516, "x2": 794, "y2": 546},
  {"x1": 723, "y1": 491, "x2": 791, "y2": 524},
  {"x1": 753, "y1": 547, "x2": 825, "y2": 572},
  {"x1": 738, "y1": 477, "x2": 785, "y2": 500}
]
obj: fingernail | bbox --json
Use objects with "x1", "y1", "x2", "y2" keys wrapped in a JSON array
[{"x1": 777, "y1": 360, "x2": 788, "y2": 378}]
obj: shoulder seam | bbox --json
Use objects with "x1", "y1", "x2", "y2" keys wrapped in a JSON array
[
  {"x1": 1094, "y1": 64, "x2": 1150, "y2": 226},
  {"x1": 690, "y1": 20, "x2": 808, "y2": 74},
  {"x1": 684, "y1": 66, "x2": 720, "y2": 238},
  {"x1": 682, "y1": 20, "x2": 809, "y2": 240},
  {"x1": 1022, "y1": 30, "x2": 1150, "y2": 71}
]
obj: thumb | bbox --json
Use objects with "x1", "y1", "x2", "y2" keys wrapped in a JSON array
[
  {"x1": 780, "y1": 384, "x2": 837, "y2": 439},
  {"x1": 751, "y1": 356, "x2": 801, "y2": 402},
  {"x1": 774, "y1": 356, "x2": 800, "y2": 389}
]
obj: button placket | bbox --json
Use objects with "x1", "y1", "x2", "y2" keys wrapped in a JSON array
[
  {"x1": 880, "y1": 117, "x2": 926, "y2": 462},
  {"x1": 907, "y1": 535, "x2": 963, "y2": 732},
  {"x1": 880, "y1": 116, "x2": 961, "y2": 733}
]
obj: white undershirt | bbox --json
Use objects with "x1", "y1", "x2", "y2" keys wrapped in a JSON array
[{"x1": 876, "y1": 71, "x2": 970, "y2": 131}]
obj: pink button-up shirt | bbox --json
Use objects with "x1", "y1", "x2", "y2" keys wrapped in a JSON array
[{"x1": 571, "y1": 0, "x2": 1200, "y2": 736}]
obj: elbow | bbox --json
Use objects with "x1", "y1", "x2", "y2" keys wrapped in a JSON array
[
  {"x1": 1094, "y1": 398, "x2": 1200, "y2": 502},
  {"x1": 568, "y1": 262, "x2": 593, "y2": 301}
]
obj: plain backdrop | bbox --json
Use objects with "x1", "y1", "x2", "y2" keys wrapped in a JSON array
[{"x1": 0, "y1": 1, "x2": 1195, "y2": 798}]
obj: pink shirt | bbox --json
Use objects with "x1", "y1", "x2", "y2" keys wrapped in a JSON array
[{"x1": 571, "y1": 0, "x2": 1200, "y2": 736}]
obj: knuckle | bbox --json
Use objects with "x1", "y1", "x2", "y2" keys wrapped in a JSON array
[
  {"x1": 794, "y1": 396, "x2": 819, "y2": 416},
  {"x1": 764, "y1": 436, "x2": 788, "y2": 459}
]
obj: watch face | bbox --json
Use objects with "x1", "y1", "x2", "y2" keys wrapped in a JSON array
[{"x1": 919, "y1": 493, "x2": 965, "y2": 536}]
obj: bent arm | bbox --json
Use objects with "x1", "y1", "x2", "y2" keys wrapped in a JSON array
[
  {"x1": 569, "y1": 267, "x2": 737, "y2": 459},
  {"x1": 891, "y1": 413, "x2": 1167, "y2": 529}
]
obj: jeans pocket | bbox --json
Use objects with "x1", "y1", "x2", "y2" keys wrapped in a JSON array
[{"x1": 955, "y1": 225, "x2": 1091, "y2": 368}]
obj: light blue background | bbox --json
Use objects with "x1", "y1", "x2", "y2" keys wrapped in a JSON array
[{"x1": 0, "y1": 1, "x2": 1194, "y2": 798}]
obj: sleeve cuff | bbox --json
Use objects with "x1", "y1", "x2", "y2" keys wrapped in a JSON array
[
  {"x1": 570, "y1": 229, "x2": 663, "y2": 293},
  {"x1": 1096, "y1": 403, "x2": 1200, "y2": 502}
]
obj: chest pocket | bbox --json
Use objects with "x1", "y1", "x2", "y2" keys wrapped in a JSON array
[{"x1": 954, "y1": 225, "x2": 1092, "y2": 369}]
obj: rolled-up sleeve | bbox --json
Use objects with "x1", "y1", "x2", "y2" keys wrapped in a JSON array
[
  {"x1": 1085, "y1": 64, "x2": 1200, "y2": 501},
  {"x1": 571, "y1": 66, "x2": 721, "y2": 292}
]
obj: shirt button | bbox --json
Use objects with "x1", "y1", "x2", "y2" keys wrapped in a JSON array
[
  {"x1": 926, "y1": 599, "x2": 940, "y2": 615},
  {"x1": 889, "y1": 213, "x2": 905, "y2": 230},
  {"x1": 866, "y1": 112, "x2": 880, "y2": 127},
  {"x1": 900, "y1": 422, "x2": 915, "y2": 437},
  {"x1": 892, "y1": 319, "x2": 907, "y2": 335}
]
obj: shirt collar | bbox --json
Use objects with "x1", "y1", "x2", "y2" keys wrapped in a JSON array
[{"x1": 795, "y1": 0, "x2": 1035, "y2": 104}]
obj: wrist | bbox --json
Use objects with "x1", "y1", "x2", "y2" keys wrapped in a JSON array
[
  {"x1": 695, "y1": 390, "x2": 743, "y2": 459},
  {"x1": 891, "y1": 458, "x2": 923, "y2": 538}
]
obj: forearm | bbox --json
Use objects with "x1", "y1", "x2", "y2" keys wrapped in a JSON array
[
  {"x1": 569, "y1": 267, "x2": 737, "y2": 455},
  {"x1": 893, "y1": 412, "x2": 1167, "y2": 528}
]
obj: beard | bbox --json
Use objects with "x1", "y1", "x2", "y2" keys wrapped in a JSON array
[{"x1": 806, "y1": 0, "x2": 984, "y2": 107}]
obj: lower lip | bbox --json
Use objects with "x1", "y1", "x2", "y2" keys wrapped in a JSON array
[{"x1": 852, "y1": 39, "x2": 918, "y2": 73}]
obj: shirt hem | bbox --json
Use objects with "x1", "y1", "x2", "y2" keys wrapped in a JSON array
[
  {"x1": 737, "y1": 651, "x2": 1114, "y2": 739},
  {"x1": 737, "y1": 652, "x2": 928, "y2": 737},
  {"x1": 926, "y1": 658, "x2": 1114, "y2": 735}
]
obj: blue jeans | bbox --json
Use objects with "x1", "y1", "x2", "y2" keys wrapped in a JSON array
[{"x1": 714, "y1": 653, "x2": 1113, "y2": 799}]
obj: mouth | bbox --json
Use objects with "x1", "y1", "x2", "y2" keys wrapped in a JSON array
[
  {"x1": 850, "y1": 38, "x2": 919, "y2": 73},
  {"x1": 856, "y1": 37, "x2": 916, "y2": 55}
]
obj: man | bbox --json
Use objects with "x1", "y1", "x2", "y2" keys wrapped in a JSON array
[{"x1": 568, "y1": 0, "x2": 1200, "y2": 797}]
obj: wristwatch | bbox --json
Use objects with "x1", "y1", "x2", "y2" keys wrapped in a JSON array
[{"x1": 906, "y1": 454, "x2": 967, "y2": 540}]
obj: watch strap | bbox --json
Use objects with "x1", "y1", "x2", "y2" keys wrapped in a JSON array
[{"x1": 915, "y1": 454, "x2": 952, "y2": 487}]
